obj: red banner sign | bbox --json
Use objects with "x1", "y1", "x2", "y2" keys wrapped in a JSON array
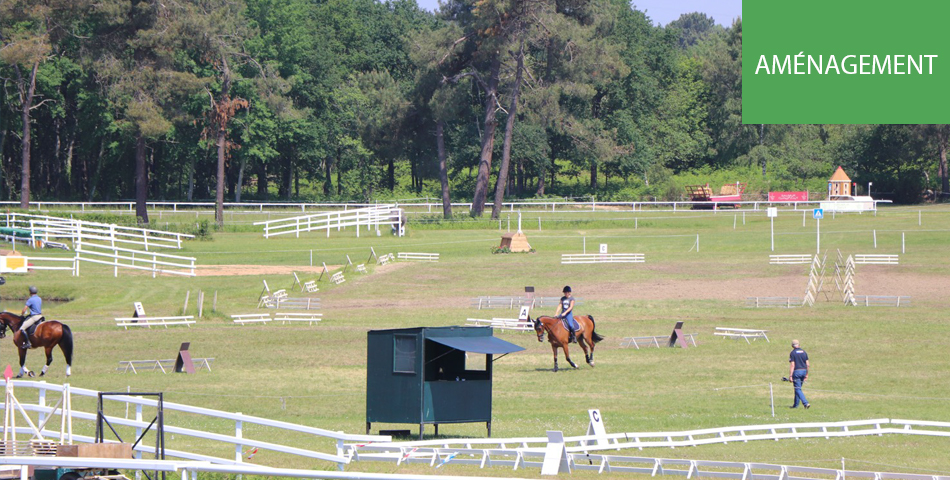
[{"x1": 768, "y1": 191, "x2": 809, "y2": 202}]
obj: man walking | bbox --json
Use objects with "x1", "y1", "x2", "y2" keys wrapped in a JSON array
[{"x1": 788, "y1": 339, "x2": 810, "y2": 409}]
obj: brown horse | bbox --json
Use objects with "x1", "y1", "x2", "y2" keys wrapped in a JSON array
[
  {"x1": 532, "y1": 315, "x2": 604, "y2": 372},
  {"x1": 0, "y1": 312, "x2": 73, "y2": 378}
]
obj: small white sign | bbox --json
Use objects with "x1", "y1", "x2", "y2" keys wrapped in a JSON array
[
  {"x1": 518, "y1": 306, "x2": 531, "y2": 321},
  {"x1": 813, "y1": 208, "x2": 824, "y2": 220},
  {"x1": 586, "y1": 409, "x2": 609, "y2": 446},
  {"x1": 599, "y1": 244, "x2": 608, "y2": 254},
  {"x1": 767, "y1": 207, "x2": 778, "y2": 218},
  {"x1": 133, "y1": 302, "x2": 146, "y2": 317}
]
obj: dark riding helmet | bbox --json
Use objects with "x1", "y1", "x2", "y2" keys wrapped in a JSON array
[
  {"x1": 563, "y1": 286, "x2": 572, "y2": 293},
  {"x1": 28, "y1": 286, "x2": 37, "y2": 294}
]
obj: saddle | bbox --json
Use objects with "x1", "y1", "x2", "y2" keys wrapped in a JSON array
[{"x1": 24, "y1": 317, "x2": 45, "y2": 338}]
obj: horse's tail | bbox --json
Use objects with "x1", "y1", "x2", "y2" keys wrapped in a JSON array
[
  {"x1": 59, "y1": 324, "x2": 74, "y2": 365},
  {"x1": 588, "y1": 315, "x2": 605, "y2": 343}
]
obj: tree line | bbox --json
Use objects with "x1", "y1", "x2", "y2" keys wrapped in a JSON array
[{"x1": 2, "y1": 1, "x2": 948, "y2": 224}]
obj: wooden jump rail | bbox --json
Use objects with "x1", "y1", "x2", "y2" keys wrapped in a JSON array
[
  {"x1": 620, "y1": 334, "x2": 698, "y2": 349},
  {"x1": 116, "y1": 358, "x2": 214, "y2": 374},
  {"x1": 768, "y1": 254, "x2": 813, "y2": 265},
  {"x1": 397, "y1": 252, "x2": 439, "y2": 262},
  {"x1": 0, "y1": 440, "x2": 59, "y2": 456},
  {"x1": 260, "y1": 297, "x2": 321, "y2": 310},
  {"x1": 714, "y1": 327, "x2": 769, "y2": 343},
  {"x1": 465, "y1": 318, "x2": 533, "y2": 332},
  {"x1": 115, "y1": 316, "x2": 196, "y2": 329},
  {"x1": 854, "y1": 295, "x2": 912, "y2": 307},
  {"x1": 561, "y1": 253, "x2": 645, "y2": 264},
  {"x1": 854, "y1": 254, "x2": 899, "y2": 265},
  {"x1": 745, "y1": 297, "x2": 803, "y2": 308}
]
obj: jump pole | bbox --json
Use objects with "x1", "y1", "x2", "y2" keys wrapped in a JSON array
[
  {"x1": 902, "y1": 232, "x2": 905, "y2": 253},
  {"x1": 770, "y1": 382, "x2": 775, "y2": 417},
  {"x1": 182, "y1": 291, "x2": 190, "y2": 316},
  {"x1": 873, "y1": 230, "x2": 877, "y2": 248}
]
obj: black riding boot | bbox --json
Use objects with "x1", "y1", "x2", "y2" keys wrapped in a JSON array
[
  {"x1": 568, "y1": 329, "x2": 576, "y2": 344},
  {"x1": 21, "y1": 331, "x2": 30, "y2": 349}
]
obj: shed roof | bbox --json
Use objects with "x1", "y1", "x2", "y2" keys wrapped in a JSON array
[
  {"x1": 428, "y1": 336, "x2": 525, "y2": 355},
  {"x1": 829, "y1": 166, "x2": 851, "y2": 182}
]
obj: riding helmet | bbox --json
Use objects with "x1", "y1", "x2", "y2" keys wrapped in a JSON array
[
  {"x1": 28, "y1": 286, "x2": 37, "y2": 294},
  {"x1": 563, "y1": 286, "x2": 572, "y2": 293}
]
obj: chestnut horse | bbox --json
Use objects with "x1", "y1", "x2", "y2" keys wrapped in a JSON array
[
  {"x1": 531, "y1": 315, "x2": 604, "y2": 372},
  {"x1": 0, "y1": 312, "x2": 73, "y2": 378}
]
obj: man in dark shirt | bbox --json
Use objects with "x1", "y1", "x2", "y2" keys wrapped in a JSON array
[{"x1": 788, "y1": 339, "x2": 810, "y2": 409}]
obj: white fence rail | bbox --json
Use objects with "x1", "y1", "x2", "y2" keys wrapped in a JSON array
[
  {"x1": 1, "y1": 213, "x2": 192, "y2": 251},
  {"x1": 397, "y1": 252, "x2": 439, "y2": 262},
  {"x1": 854, "y1": 254, "x2": 900, "y2": 265},
  {"x1": 769, "y1": 254, "x2": 814, "y2": 265},
  {"x1": 76, "y1": 241, "x2": 196, "y2": 277},
  {"x1": 561, "y1": 253, "x2": 645, "y2": 264},
  {"x1": 1, "y1": 381, "x2": 389, "y2": 469},
  {"x1": 254, "y1": 205, "x2": 402, "y2": 239}
]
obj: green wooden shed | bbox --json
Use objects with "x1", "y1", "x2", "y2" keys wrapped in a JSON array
[{"x1": 365, "y1": 326, "x2": 524, "y2": 439}]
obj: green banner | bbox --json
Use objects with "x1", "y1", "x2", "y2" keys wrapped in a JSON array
[{"x1": 743, "y1": 1, "x2": 950, "y2": 124}]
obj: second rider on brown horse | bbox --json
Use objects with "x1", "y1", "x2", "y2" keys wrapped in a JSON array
[
  {"x1": 555, "y1": 286, "x2": 578, "y2": 344},
  {"x1": 19, "y1": 286, "x2": 44, "y2": 349}
]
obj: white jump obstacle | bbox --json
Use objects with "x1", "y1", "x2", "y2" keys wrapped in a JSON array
[
  {"x1": 745, "y1": 297, "x2": 803, "y2": 308},
  {"x1": 396, "y1": 252, "x2": 439, "y2": 262},
  {"x1": 357, "y1": 264, "x2": 368, "y2": 274},
  {"x1": 768, "y1": 254, "x2": 813, "y2": 265},
  {"x1": 274, "y1": 312, "x2": 323, "y2": 325},
  {"x1": 854, "y1": 254, "x2": 899, "y2": 265},
  {"x1": 260, "y1": 297, "x2": 321, "y2": 310},
  {"x1": 377, "y1": 253, "x2": 395, "y2": 265},
  {"x1": 330, "y1": 272, "x2": 345, "y2": 285},
  {"x1": 115, "y1": 316, "x2": 196, "y2": 329},
  {"x1": 116, "y1": 358, "x2": 214, "y2": 374},
  {"x1": 291, "y1": 272, "x2": 320, "y2": 293},
  {"x1": 471, "y1": 296, "x2": 576, "y2": 309},
  {"x1": 465, "y1": 318, "x2": 533, "y2": 332},
  {"x1": 231, "y1": 313, "x2": 272, "y2": 325},
  {"x1": 561, "y1": 253, "x2": 645, "y2": 264},
  {"x1": 619, "y1": 334, "x2": 698, "y2": 349},
  {"x1": 854, "y1": 295, "x2": 912, "y2": 307},
  {"x1": 714, "y1": 327, "x2": 769, "y2": 343}
]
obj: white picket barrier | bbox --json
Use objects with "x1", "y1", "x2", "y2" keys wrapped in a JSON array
[
  {"x1": 769, "y1": 254, "x2": 813, "y2": 264},
  {"x1": 274, "y1": 313, "x2": 323, "y2": 325},
  {"x1": 465, "y1": 318, "x2": 533, "y2": 332},
  {"x1": 24, "y1": 256, "x2": 78, "y2": 276},
  {"x1": 254, "y1": 205, "x2": 403, "y2": 239},
  {"x1": 76, "y1": 241, "x2": 196, "y2": 277},
  {"x1": 396, "y1": 252, "x2": 439, "y2": 262},
  {"x1": 115, "y1": 316, "x2": 196, "y2": 329},
  {"x1": 561, "y1": 253, "x2": 645, "y2": 264},
  {"x1": 854, "y1": 254, "x2": 899, "y2": 265},
  {"x1": 231, "y1": 313, "x2": 272, "y2": 325}
]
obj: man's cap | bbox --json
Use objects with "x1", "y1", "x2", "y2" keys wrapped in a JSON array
[
  {"x1": 791, "y1": 339, "x2": 800, "y2": 347},
  {"x1": 28, "y1": 286, "x2": 37, "y2": 294}
]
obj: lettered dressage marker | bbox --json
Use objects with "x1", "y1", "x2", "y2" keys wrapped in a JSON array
[
  {"x1": 518, "y1": 306, "x2": 531, "y2": 321},
  {"x1": 133, "y1": 302, "x2": 146, "y2": 318},
  {"x1": 541, "y1": 430, "x2": 571, "y2": 475},
  {"x1": 585, "y1": 409, "x2": 609, "y2": 447},
  {"x1": 174, "y1": 342, "x2": 196, "y2": 374},
  {"x1": 667, "y1": 321, "x2": 690, "y2": 348}
]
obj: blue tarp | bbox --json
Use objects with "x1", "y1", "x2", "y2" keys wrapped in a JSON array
[{"x1": 428, "y1": 336, "x2": 525, "y2": 355}]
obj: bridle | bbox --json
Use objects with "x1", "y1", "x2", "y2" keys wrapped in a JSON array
[{"x1": 532, "y1": 317, "x2": 545, "y2": 342}]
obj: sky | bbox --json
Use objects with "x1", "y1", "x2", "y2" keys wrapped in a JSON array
[{"x1": 414, "y1": 0, "x2": 742, "y2": 27}]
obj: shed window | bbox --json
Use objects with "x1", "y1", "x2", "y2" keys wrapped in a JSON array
[{"x1": 393, "y1": 335, "x2": 417, "y2": 373}]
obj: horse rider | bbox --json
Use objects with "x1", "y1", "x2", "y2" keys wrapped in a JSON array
[
  {"x1": 555, "y1": 286, "x2": 578, "y2": 344},
  {"x1": 19, "y1": 285, "x2": 43, "y2": 349}
]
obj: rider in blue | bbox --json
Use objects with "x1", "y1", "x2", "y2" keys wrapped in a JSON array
[
  {"x1": 555, "y1": 286, "x2": 578, "y2": 344},
  {"x1": 20, "y1": 286, "x2": 43, "y2": 349}
]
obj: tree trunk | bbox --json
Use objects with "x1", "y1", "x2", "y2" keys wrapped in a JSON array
[
  {"x1": 590, "y1": 162, "x2": 598, "y2": 191},
  {"x1": 134, "y1": 133, "x2": 149, "y2": 224},
  {"x1": 215, "y1": 62, "x2": 232, "y2": 227},
  {"x1": 491, "y1": 41, "x2": 525, "y2": 220},
  {"x1": 436, "y1": 120, "x2": 452, "y2": 218},
  {"x1": 235, "y1": 157, "x2": 246, "y2": 202},
  {"x1": 939, "y1": 126, "x2": 950, "y2": 195},
  {"x1": 256, "y1": 161, "x2": 268, "y2": 196},
  {"x1": 536, "y1": 168, "x2": 545, "y2": 195},
  {"x1": 388, "y1": 157, "x2": 395, "y2": 191},
  {"x1": 323, "y1": 157, "x2": 332, "y2": 195},
  {"x1": 89, "y1": 138, "x2": 105, "y2": 200},
  {"x1": 470, "y1": 57, "x2": 502, "y2": 217},
  {"x1": 18, "y1": 63, "x2": 40, "y2": 209}
]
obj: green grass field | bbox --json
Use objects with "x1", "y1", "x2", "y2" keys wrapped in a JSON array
[{"x1": 3, "y1": 204, "x2": 950, "y2": 479}]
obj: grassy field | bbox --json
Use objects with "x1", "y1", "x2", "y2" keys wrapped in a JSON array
[{"x1": 3, "y1": 204, "x2": 950, "y2": 479}]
